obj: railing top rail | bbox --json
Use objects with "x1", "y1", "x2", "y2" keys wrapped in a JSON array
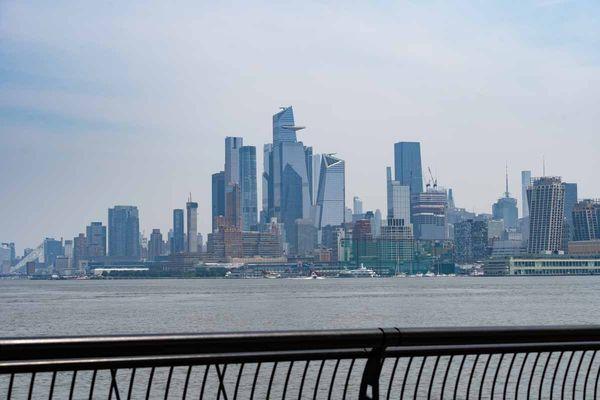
[{"x1": 3, "y1": 325, "x2": 600, "y2": 364}]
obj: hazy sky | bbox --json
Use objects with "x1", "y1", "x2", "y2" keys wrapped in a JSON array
[{"x1": 1, "y1": 1, "x2": 599, "y2": 252}]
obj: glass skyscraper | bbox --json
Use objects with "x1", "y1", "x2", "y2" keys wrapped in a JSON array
[
  {"x1": 108, "y1": 205, "x2": 140, "y2": 258},
  {"x1": 239, "y1": 145, "x2": 258, "y2": 231},
  {"x1": 86, "y1": 222, "x2": 107, "y2": 257},
  {"x1": 171, "y1": 209, "x2": 184, "y2": 254},
  {"x1": 315, "y1": 154, "x2": 345, "y2": 229},
  {"x1": 393, "y1": 142, "x2": 423, "y2": 196},
  {"x1": 211, "y1": 171, "x2": 225, "y2": 231}
]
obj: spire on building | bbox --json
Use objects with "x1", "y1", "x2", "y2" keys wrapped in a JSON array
[{"x1": 505, "y1": 164, "x2": 510, "y2": 198}]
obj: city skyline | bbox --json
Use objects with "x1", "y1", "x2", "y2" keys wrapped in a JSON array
[{"x1": 2, "y1": 1, "x2": 600, "y2": 251}]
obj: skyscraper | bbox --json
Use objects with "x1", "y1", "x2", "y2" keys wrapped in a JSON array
[
  {"x1": 225, "y1": 137, "x2": 243, "y2": 186},
  {"x1": 563, "y1": 183, "x2": 578, "y2": 240},
  {"x1": 108, "y1": 206, "x2": 140, "y2": 258},
  {"x1": 171, "y1": 209, "x2": 184, "y2": 254},
  {"x1": 386, "y1": 167, "x2": 411, "y2": 225},
  {"x1": 572, "y1": 200, "x2": 600, "y2": 241},
  {"x1": 315, "y1": 154, "x2": 346, "y2": 229},
  {"x1": 225, "y1": 184, "x2": 242, "y2": 230},
  {"x1": 86, "y1": 222, "x2": 106, "y2": 258},
  {"x1": 492, "y1": 168, "x2": 518, "y2": 229},
  {"x1": 43, "y1": 238, "x2": 63, "y2": 267},
  {"x1": 73, "y1": 233, "x2": 86, "y2": 270},
  {"x1": 211, "y1": 171, "x2": 225, "y2": 231},
  {"x1": 353, "y1": 196, "x2": 363, "y2": 215},
  {"x1": 186, "y1": 199, "x2": 198, "y2": 253},
  {"x1": 148, "y1": 229, "x2": 163, "y2": 260},
  {"x1": 273, "y1": 106, "x2": 303, "y2": 144},
  {"x1": 521, "y1": 171, "x2": 532, "y2": 218},
  {"x1": 239, "y1": 145, "x2": 258, "y2": 230},
  {"x1": 411, "y1": 189, "x2": 448, "y2": 240},
  {"x1": 394, "y1": 142, "x2": 423, "y2": 195},
  {"x1": 527, "y1": 177, "x2": 565, "y2": 254}
]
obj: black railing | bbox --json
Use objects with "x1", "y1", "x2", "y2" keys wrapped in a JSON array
[{"x1": 2, "y1": 326, "x2": 600, "y2": 399}]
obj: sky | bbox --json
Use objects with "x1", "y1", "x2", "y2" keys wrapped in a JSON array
[{"x1": 1, "y1": 0, "x2": 599, "y2": 253}]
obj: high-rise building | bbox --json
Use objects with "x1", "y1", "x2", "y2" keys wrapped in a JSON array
[
  {"x1": 311, "y1": 153, "x2": 322, "y2": 206},
  {"x1": 239, "y1": 146, "x2": 258, "y2": 231},
  {"x1": 379, "y1": 218, "x2": 414, "y2": 268},
  {"x1": 86, "y1": 222, "x2": 107, "y2": 258},
  {"x1": 73, "y1": 233, "x2": 86, "y2": 270},
  {"x1": 273, "y1": 106, "x2": 303, "y2": 144},
  {"x1": 225, "y1": 184, "x2": 242, "y2": 230},
  {"x1": 394, "y1": 142, "x2": 423, "y2": 196},
  {"x1": 148, "y1": 229, "x2": 163, "y2": 260},
  {"x1": 563, "y1": 183, "x2": 578, "y2": 242},
  {"x1": 521, "y1": 171, "x2": 532, "y2": 218},
  {"x1": 0, "y1": 242, "x2": 15, "y2": 265},
  {"x1": 572, "y1": 200, "x2": 600, "y2": 241},
  {"x1": 353, "y1": 196, "x2": 363, "y2": 215},
  {"x1": 261, "y1": 144, "x2": 273, "y2": 224},
  {"x1": 295, "y1": 219, "x2": 318, "y2": 257},
  {"x1": 108, "y1": 206, "x2": 140, "y2": 258},
  {"x1": 492, "y1": 168, "x2": 518, "y2": 229},
  {"x1": 527, "y1": 177, "x2": 565, "y2": 254},
  {"x1": 43, "y1": 238, "x2": 63, "y2": 267},
  {"x1": 454, "y1": 219, "x2": 488, "y2": 263},
  {"x1": 186, "y1": 199, "x2": 198, "y2": 253},
  {"x1": 386, "y1": 167, "x2": 411, "y2": 225},
  {"x1": 225, "y1": 137, "x2": 243, "y2": 186},
  {"x1": 211, "y1": 172, "x2": 226, "y2": 232},
  {"x1": 411, "y1": 189, "x2": 448, "y2": 240},
  {"x1": 171, "y1": 209, "x2": 184, "y2": 254},
  {"x1": 315, "y1": 154, "x2": 346, "y2": 229}
]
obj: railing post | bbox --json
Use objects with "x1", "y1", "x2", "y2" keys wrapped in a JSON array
[{"x1": 359, "y1": 346, "x2": 385, "y2": 400}]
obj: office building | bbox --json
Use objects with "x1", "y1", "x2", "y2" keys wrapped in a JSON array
[
  {"x1": 86, "y1": 222, "x2": 107, "y2": 258},
  {"x1": 492, "y1": 169, "x2": 518, "y2": 229},
  {"x1": 394, "y1": 142, "x2": 423, "y2": 195},
  {"x1": 211, "y1": 172, "x2": 226, "y2": 231},
  {"x1": 521, "y1": 171, "x2": 532, "y2": 218},
  {"x1": 186, "y1": 199, "x2": 198, "y2": 253},
  {"x1": 240, "y1": 146, "x2": 258, "y2": 230},
  {"x1": 108, "y1": 206, "x2": 140, "y2": 258},
  {"x1": 454, "y1": 219, "x2": 488, "y2": 263},
  {"x1": 73, "y1": 233, "x2": 86, "y2": 270},
  {"x1": 509, "y1": 255, "x2": 600, "y2": 275},
  {"x1": 43, "y1": 238, "x2": 63, "y2": 267},
  {"x1": 312, "y1": 153, "x2": 322, "y2": 205},
  {"x1": 225, "y1": 137, "x2": 243, "y2": 186},
  {"x1": 386, "y1": 167, "x2": 411, "y2": 225},
  {"x1": 315, "y1": 154, "x2": 346, "y2": 229},
  {"x1": 148, "y1": 229, "x2": 163, "y2": 260},
  {"x1": 572, "y1": 200, "x2": 600, "y2": 241},
  {"x1": 353, "y1": 196, "x2": 363, "y2": 215},
  {"x1": 411, "y1": 189, "x2": 448, "y2": 240},
  {"x1": 225, "y1": 184, "x2": 242, "y2": 230},
  {"x1": 563, "y1": 182, "x2": 578, "y2": 241},
  {"x1": 171, "y1": 209, "x2": 185, "y2": 254},
  {"x1": 0, "y1": 242, "x2": 15, "y2": 265},
  {"x1": 379, "y1": 218, "x2": 414, "y2": 268},
  {"x1": 296, "y1": 219, "x2": 318, "y2": 257},
  {"x1": 527, "y1": 177, "x2": 565, "y2": 254}
]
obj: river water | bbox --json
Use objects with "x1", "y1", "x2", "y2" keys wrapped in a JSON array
[{"x1": 2, "y1": 276, "x2": 600, "y2": 337}]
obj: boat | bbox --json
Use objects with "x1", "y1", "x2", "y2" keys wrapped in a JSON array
[
  {"x1": 305, "y1": 271, "x2": 325, "y2": 280},
  {"x1": 337, "y1": 264, "x2": 378, "y2": 278},
  {"x1": 263, "y1": 271, "x2": 281, "y2": 279}
]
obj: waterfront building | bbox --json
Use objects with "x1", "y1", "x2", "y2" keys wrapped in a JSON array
[
  {"x1": 490, "y1": 239, "x2": 526, "y2": 259},
  {"x1": 492, "y1": 169, "x2": 518, "y2": 229},
  {"x1": 411, "y1": 188, "x2": 448, "y2": 240},
  {"x1": 54, "y1": 256, "x2": 70, "y2": 275},
  {"x1": 508, "y1": 255, "x2": 600, "y2": 275},
  {"x1": 394, "y1": 141, "x2": 423, "y2": 195},
  {"x1": 206, "y1": 229, "x2": 283, "y2": 262},
  {"x1": 568, "y1": 240, "x2": 600, "y2": 256},
  {"x1": 454, "y1": 219, "x2": 488, "y2": 263},
  {"x1": 239, "y1": 146, "x2": 258, "y2": 230},
  {"x1": 295, "y1": 219, "x2": 318, "y2": 257},
  {"x1": 148, "y1": 229, "x2": 163, "y2": 260},
  {"x1": 321, "y1": 225, "x2": 345, "y2": 262},
  {"x1": 315, "y1": 154, "x2": 346, "y2": 229},
  {"x1": 0, "y1": 242, "x2": 15, "y2": 265},
  {"x1": 186, "y1": 199, "x2": 198, "y2": 253},
  {"x1": 86, "y1": 222, "x2": 107, "y2": 258},
  {"x1": 171, "y1": 210, "x2": 185, "y2": 254},
  {"x1": 386, "y1": 167, "x2": 411, "y2": 225},
  {"x1": 527, "y1": 177, "x2": 565, "y2": 254},
  {"x1": 43, "y1": 238, "x2": 63, "y2": 267},
  {"x1": 73, "y1": 233, "x2": 87, "y2": 271},
  {"x1": 211, "y1": 172, "x2": 225, "y2": 232},
  {"x1": 379, "y1": 218, "x2": 414, "y2": 270},
  {"x1": 108, "y1": 206, "x2": 140, "y2": 258},
  {"x1": 572, "y1": 199, "x2": 600, "y2": 241},
  {"x1": 521, "y1": 170, "x2": 532, "y2": 218}
]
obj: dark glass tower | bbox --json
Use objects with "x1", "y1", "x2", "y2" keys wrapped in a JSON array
[
  {"x1": 239, "y1": 146, "x2": 258, "y2": 231},
  {"x1": 211, "y1": 171, "x2": 225, "y2": 232},
  {"x1": 108, "y1": 206, "x2": 140, "y2": 258},
  {"x1": 393, "y1": 142, "x2": 423, "y2": 195},
  {"x1": 171, "y1": 209, "x2": 184, "y2": 254}
]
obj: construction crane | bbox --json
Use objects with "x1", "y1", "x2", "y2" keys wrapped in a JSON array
[{"x1": 427, "y1": 167, "x2": 438, "y2": 190}]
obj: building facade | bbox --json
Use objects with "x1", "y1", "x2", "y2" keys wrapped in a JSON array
[
  {"x1": 186, "y1": 200, "x2": 198, "y2": 253},
  {"x1": 239, "y1": 145, "x2": 258, "y2": 231},
  {"x1": 572, "y1": 199, "x2": 600, "y2": 241},
  {"x1": 315, "y1": 154, "x2": 346, "y2": 229},
  {"x1": 211, "y1": 172, "x2": 225, "y2": 232},
  {"x1": 86, "y1": 222, "x2": 106, "y2": 258},
  {"x1": 527, "y1": 177, "x2": 565, "y2": 254},
  {"x1": 171, "y1": 209, "x2": 185, "y2": 254},
  {"x1": 108, "y1": 206, "x2": 140, "y2": 258},
  {"x1": 393, "y1": 142, "x2": 423, "y2": 196}
]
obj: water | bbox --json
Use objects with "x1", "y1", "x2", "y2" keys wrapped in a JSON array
[{"x1": 2, "y1": 276, "x2": 600, "y2": 337}]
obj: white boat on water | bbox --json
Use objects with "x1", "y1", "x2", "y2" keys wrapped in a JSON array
[
  {"x1": 263, "y1": 271, "x2": 281, "y2": 279},
  {"x1": 337, "y1": 264, "x2": 378, "y2": 278},
  {"x1": 303, "y1": 271, "x2": 325, "y2": 280}
]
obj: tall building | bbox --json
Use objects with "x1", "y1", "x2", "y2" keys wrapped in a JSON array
[
  {"x1": 225, "y1": 137, "x2": 243, "y2": 186},
  {"x1": 315, "y1": 154, "x2": 346, "y2": 229},
  {"x1": 225, "y1": 184, "x2": 242, "y2": 230},
  {"x1": 43, "y1": 238, "x2": 63, "y2": 267},
  {"x1": 261, "y1": 144, "x2": 273, "y2": 224},
  {"x1": 148, "y1": 229, "x2": 163, "y2": 260},
  {"x1": 563, "y1": 183, "x2": 578, "y2": 241},
  {"x1": 108, "y1": 206, "x2": 140, "y2": 258},
  {"x1": 353, "y1": 196, "x2": 363, "y2": 215},
  {"x1": 527, "y1": 177, "x2": 565, "y2": 254},
  {"x1": 454, "y1": 219, "x2": 488, "y2": 263},
  {"x1": 171, "y1": 209, "x2": 185, "y2": 254},
  {"x1": 186, "y1": 199, "x2": 198, "y2": 253},
  {"x1": 311, "y1": 153, "x2": 322, "y2": 206},
  {"x1": 386, "y1": 167, "x2": 411, "y2": 225},
  {"x1": 273, "y1": 106, "x2": 303, "y2": 144},
  {"x1": 239, "y1": 145, "x2": 258, "y2": 230},
  {"x1": 86, "y1": 222, "x2": 106, "y2": 258},
  {"x1": 394, "y1": 142, "x2": 423, "y2": 196},
  {"x1": 572, "y1": 200, "x2": 600, "y2": 241},
  {"x1": 521, "y1": 171, "x2": 532, "y2": 218},
  {"x1": 411, "y1": 189, "x2": 448, "y2": 240},
  {"x1": 73, "y1": 233, "x2": 86, "y2": 270},
  {"x1": 492, "y1": 168, "x2": 518, "y2": 229},
  {"x1": 211, "y1": 172, "x2": 226, "y2": 231}
]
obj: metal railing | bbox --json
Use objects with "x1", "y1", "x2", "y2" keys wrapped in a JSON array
[{"x1": 2, "y1": 326, "x2": 600, "y2": 399}]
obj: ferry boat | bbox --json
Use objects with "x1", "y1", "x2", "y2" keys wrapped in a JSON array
[{"x1": 337, "y1": 264, "x2": 378, "y2": 278}]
